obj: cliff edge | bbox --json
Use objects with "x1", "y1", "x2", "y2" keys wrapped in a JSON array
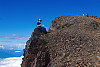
[{"x1": 22, "y1": 15, "x2": 100, "y2": 67}]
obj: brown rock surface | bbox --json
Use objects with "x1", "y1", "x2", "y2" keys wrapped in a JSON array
[
  {"x1": 22, "y1": 15, "x2": 100, "y2": 67},
  {"x1": 21, "y1": 28, "x2": 50, "y2": 67}
]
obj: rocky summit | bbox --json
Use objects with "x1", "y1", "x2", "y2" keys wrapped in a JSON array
[{"x1": 22, "y1": 15, "x2": 100, "y2": 67}]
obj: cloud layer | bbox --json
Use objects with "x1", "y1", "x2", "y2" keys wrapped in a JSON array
[
  {"x1": 0, "y1": 56, "x2": 23, "y2": 67},
  {"x1": 0, "y1": 34, "x2": 30, "y2": 50},
  {"x1": 0, "y1": 45, "x2": 4, "y2": 49},
  {"x1": 0, "y1": 43, "x2": 25, "y2": 50},
  {"x1": 0, "y1": 34, "x2": 29, "y2": 40}
]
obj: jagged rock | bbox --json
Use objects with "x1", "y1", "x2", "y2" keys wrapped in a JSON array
[
  {"x1": 22, "y1": 15, "x2": 100, "y2": 67},
  {"x1": 34, "y1": 28, "x2": 47, "y2": 34},
  {"x1": 49, "y1": 15, "x2": 100, "y2": 32},
  {"x1": 21, "y1": 28, "x2": 50, "y2": 67}
]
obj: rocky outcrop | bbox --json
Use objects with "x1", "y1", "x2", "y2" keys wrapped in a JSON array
[
  {"x1": 21, "y1": 28, "x2": 50, "y2": 67},
  {"x1": 22, "y1": 15, "x2": 100, "y2": 67},
  {"x1": 49, "y1": 15, "x2": 100, "y2": 32},
  {"x1": 87, "y1": 14, "x2": 100, "y2": 19}
]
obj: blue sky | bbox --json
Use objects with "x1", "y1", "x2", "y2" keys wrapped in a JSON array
[{"x1": 0, "y1": 0, "x2": 100, "y2": 50}]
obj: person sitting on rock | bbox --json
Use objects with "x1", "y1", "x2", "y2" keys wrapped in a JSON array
[
  {"x1": 37, "y1": 19, "x2": 44, "y2": 30},
  {"x1": 37, "y1": 19, "x2": 47, "y2": 34}
]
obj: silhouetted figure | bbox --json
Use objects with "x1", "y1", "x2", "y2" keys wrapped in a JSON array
[
  {"x1": 36, "y1": 19, "x2": 47, "y2": 34},
  {"x1": 87, "y1": 13, "x2": 89, "y2": 17}
]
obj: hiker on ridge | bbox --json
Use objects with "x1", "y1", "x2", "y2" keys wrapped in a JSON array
[
  {"x1": 37, "y1": 19, "x2": 47, "y2": 34},
  {"x1": 37, "y1": 19, "x2": 44, "y2": 31},
  {"x1": 87, "y1": 13, "x2": 89, "y2": 17}
]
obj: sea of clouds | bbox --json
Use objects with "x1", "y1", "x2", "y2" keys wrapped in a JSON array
[
  {"x1": 0, "y1": 34, "x2": 28, "y2": 67},
  {"x1": 0, "y1": 56, "x2": 23, "y2": 67}
]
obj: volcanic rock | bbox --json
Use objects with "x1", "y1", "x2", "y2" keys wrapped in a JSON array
[{"x1": 22, "y1": 15, "x2": 100, "y2": 67}]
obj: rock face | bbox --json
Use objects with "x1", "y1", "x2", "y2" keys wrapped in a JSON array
[
  {"x1": 22, "y1": 15, "x2": 100, "y2": 67},
  {"x1": 49, "y1": 15, "x2": 100, "y2": 32},
  {"x1": 21, "y1": 28, "x2": 50, "y2": 67}
]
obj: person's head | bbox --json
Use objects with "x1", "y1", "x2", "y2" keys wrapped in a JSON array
[{"x1": 38, "y1": 19, "x2": 42, "y2": 22}]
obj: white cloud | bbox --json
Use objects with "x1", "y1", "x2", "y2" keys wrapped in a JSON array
[
  {"x1": 0, "y1": 35, "x2": 29, "y2": 40},
  {"x1": 26, "y1": 35, "x2": 30, "y2": 36},
  {"x1": 0, "y1": 56, "x2": 23, "y2": 67},
  {"x1": 12, "y1": 34, "x2": 17, "y2": 36},
  {"x1": 9, "y1": 48, "x2": 14, "y2": 50},
  {"x1": 16, "y1": 37, "x2": 28, "y2": 39},
  {"x1": 15, "y1": 44, "x2": 25, "y2": 49},
  {"x1": 0, "y1": 45, "x2": 4, "y2": 49},
  {"x1": 0, "y1": 41, "x2": 12, "y2": 42},
  {"x1": 0, "y1": 43, "x2": 26, "y2": 50},
  {"x1": 15, "y1": 51, "x2": 21, "y2": 53}
]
